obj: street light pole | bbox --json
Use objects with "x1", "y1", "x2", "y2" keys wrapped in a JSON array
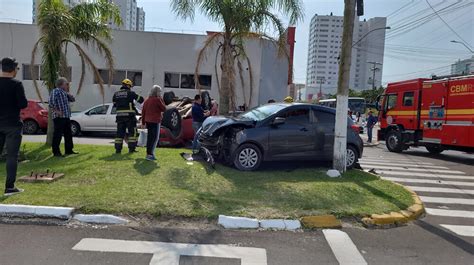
[
  {"x1": 333, "y1": 0, "x2": 356, "y2": 173},
  {"x1": 450, "y1": 40, "x2": 474, "y2": 53},
  {"x1": 368, "y1": 61, "x2": 382, "y2": 90},
  {"x1": 352, "y1": 26, "x2": 390, "y2": 48}
]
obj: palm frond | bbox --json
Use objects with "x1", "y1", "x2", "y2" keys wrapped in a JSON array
[
  {"x1": 66, "y1": 40, "x2": 105, "y2": 100},
  {"x1": 30, "y1": 38, "x2": 44, "y2": 102},
  {"x1": 171, "y1": 0, "x2": 198, "y2": 20},
  {"x1": 89, "y1": 35, "x2": 115, "y2": 87},
  {"x1": 195, "y1": 32, "x2": 223, "y2": 91}
]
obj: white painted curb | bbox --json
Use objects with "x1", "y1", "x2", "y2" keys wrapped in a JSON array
[
  {"x1": 73, "y1": 214, "x2": 129, "y2": 224},
  {"x1": 0, "y1": 204, "x2": 74, "y2": 219},
  {"x1": 260, "y1": 219, "x2": 301, "y2": 230},
  {"x1": 218, "y1": 215, "x2": 259, "y2": 229}
]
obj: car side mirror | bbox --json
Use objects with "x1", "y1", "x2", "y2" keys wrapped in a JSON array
[{"x1": 272, "y1": 117, "x2": 286, "y2": 126}]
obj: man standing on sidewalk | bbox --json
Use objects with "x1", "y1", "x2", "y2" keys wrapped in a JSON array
[
  {"x1": 49, "y1": 77, "x2": 78, "y2": 157},
  {"x1": 0, "y1": 57, "x2": 28, "y2": 196},
  {"x1": 366, "y1": 111, "x2": 378, "y2": 143}
]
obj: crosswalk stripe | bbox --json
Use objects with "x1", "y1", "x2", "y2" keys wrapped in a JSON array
[
  {"x1": 323, "y1": 229, "x2": 367, "y2": 265},
  {"x1": 383, "y1": 177, "x2": 474, "y2": 187},
  {"x1": 360, "y1": 158, "x2": 433, "y2": 165},
  {"x1": 374, "y1": 171, "x2": 474, "y2": 180},
  {"x1": 419, "y1": 196, "x2": 474, "y2": 205},
  {"x1": 440, "y1": 225, "x2": 474, "y2": 237},
  {"x1": 361, "y1": 165, "x2": 465, "y2": 175},
  {"x1": 407, "y1": 186, "x2": 474, "y2": 195},
  {"x1": 425, "y1": 208, "x2": 474, "y2": 218},
  {"x1": 359, "y1": 161, "x2": 448, "y2": 169}
]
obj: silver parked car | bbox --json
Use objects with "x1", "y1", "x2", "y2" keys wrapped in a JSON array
[{"x1": 70, "y1": 103, "x2": 141, "y2": 136}]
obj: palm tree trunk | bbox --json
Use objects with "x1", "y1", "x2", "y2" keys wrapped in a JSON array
[
  {"x1": 46, "y1": 106, "x2": 54, "y2": 146},
  {"x1": 219, "y1": 36, "x2": 235, "y2": 115}
]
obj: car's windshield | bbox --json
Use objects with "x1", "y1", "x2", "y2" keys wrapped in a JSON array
[{"x1": 238, "y1": 104, "x2": 287, "y2": 121}]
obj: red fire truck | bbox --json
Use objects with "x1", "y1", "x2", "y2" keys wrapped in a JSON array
[{"x1": 377, "y1": 75, "x2": 474, "y2": 154}]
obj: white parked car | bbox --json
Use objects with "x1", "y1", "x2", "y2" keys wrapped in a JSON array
[{"x1": 70, "y1": 103, "x2": 141, "y2": 136}]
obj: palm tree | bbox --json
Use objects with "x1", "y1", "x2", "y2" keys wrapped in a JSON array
[
  {"x1": 171, "y1": 0, "x2": 303, "y2": 113},
  {"x1": 31, "y1": 0, "x2": 121, "y2": 144}
]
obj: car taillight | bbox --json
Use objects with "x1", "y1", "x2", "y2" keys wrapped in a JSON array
[
  {"x1": 351, "y1": 124, "x2": 361, "y2": 133},
  {"x1": 39, "y1": 110, "x2": 48, "y2": 117}
]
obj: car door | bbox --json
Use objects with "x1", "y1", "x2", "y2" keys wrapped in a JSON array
[
  {"x1": 106, "y1": 105, "x2": 118, "y2": 132},
  {"x1": 83, "y1": 105, "x2": 109, "y2": 131},
  {"x1": 312, "y1": 108, "x2": 336, "y2": 160},
  {"x1": 268, "y1": 106, "x2": 316, "y2": 159}
]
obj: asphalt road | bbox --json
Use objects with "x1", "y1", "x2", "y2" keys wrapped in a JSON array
[
  {"x1": 0, "y1": 221, "x2": 473, "y2": 265},
  {"x1": 5, "y1": 134, "x2": 472, "y2": 264}
]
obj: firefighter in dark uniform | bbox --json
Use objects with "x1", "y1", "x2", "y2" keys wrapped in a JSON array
[{"x1": 113, "y1": 79, "x2": 144, "y2": 153}]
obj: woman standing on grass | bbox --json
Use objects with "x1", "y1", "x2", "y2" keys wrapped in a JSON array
[{"x1": 141, "y1": 85, "x2": 166, "y2": 161}]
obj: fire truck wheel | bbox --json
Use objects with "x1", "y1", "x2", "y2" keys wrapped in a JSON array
[
  {"x1": 425, "y1": 145, "x2": 444, "y2": 154},
  {"x1": 386, "y1": 130, "x2": 404, "y2": 153}
]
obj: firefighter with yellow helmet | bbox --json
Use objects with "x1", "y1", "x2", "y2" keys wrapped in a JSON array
[{"x1": 112, "y1": 79, "x2": 144, "y2": 153}]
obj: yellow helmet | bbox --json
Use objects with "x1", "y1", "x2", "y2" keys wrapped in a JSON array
[
  {"x1": 284, "y1": 96, "x2": 294, "y2": 103},
  {"x1": 122, "y1": 79, "x2": 133, "y2": 87}
]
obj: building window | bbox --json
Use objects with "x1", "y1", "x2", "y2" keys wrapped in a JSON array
[
  {"x1": 22, "y1": 64, "x2": 40, "y2": 80},
  {"x1": 22, "y1": 64, "x2": 71, "y2": 81},
  {"x1": 164, "y1": 72, "x2": 211, "y2": 90},
  {"x1": 96, "y1": 69, "x2": 142, "y2": 86}
]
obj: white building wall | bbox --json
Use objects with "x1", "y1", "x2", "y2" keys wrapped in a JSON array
[
  {"x1": 0, "y1": 23, "x2": 288, "y2": 111},
  {"x1": 306, "y1": 14, "x2": 386, "y2": 97}
]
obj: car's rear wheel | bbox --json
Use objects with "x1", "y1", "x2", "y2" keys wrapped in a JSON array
[
  {"x1": 233, "y1": 143, "x2": 262, "y2": 171},
  {"x1": 71, "y1": 121, "x2": 81, "y2": 136},
  {"x1": 386, "y1": 130, "x2": 404, "y2": 153},
  {"x1": 163, "y1": 91, "x2": 175, "y2": 105},
  {"x1": 346, "y1": 145, "x2": 358, "y2": 169},
  {"x1": 162, "y1": 107, "x2": 182, "y2": 138},
  {"x1": 23, "y1": 120, "x2": 39, "y2": 134}
]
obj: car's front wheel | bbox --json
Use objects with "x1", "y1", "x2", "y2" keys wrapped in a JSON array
[
  {"x1": 346, "y1": 145, "x2": 359, "y2": 169},
  {"x1": 233, "y1": 143, "x2": 262, "y2": 171},
  {"x1": 23, "y1": 120, "x2": 39, "y2": 134}
]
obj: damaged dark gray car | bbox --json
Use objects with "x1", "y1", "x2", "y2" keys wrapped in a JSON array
[{"x1": 198, "y1": 103, "x2": 363, "y2": 171}]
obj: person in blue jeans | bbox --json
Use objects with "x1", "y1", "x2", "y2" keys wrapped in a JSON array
[
  {"x1": 191, "y1": 94, "x2": 210, "y2": 153},
  {"x1": 366, "y1": 111, "x2": 378, "y2": 143},
  {"x1": 0, "y1": 57, "x2": 28, "y2": 196}
]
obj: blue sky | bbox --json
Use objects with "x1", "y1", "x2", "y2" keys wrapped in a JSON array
[{"x1": 1, "y1": 0, "x2": 472, "y2": 86}]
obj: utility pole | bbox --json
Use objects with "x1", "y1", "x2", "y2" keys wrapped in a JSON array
[
  {"x1": 368, "y1": 61, "x2": 382, "y2": 90},
  {"x1": 316, "y1": 76, "x2": 326, "y2": 99},
  {"x1": 333, "y1": 0, "x2": 357, "y2": 173}
]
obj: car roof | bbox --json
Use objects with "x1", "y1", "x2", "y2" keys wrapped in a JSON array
[{"x1": 269, "y1": 103, "x2": 336, "y2": 114}]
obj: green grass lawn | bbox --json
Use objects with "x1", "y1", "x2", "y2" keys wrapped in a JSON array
[{"x1": 0, "y1": 143, "x2": 413, "y2": 219}]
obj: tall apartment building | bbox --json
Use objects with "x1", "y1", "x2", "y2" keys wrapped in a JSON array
[
  {"x1": 32, "y1": 0, "x2": 145, "y2": 31},
  {"x1": 306, "y1": 13, "x2": 387, "y2": 96},
  {"x1": 451, "y1": 56, "x2": 473, "y2": 75},
  {"x1": 32, "y1": 0, "x2": 85, "y2": 23},
  {"x1": 136, "y1": 7, "x2": 145, "y2": 31},
  {"x1": 110, "y1": 0, "x2": 145, "y2": 31}
]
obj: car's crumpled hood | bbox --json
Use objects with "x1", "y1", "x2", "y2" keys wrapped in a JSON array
[{"x1": 201, "y1": 116, "x2": 254, "y2": 136}]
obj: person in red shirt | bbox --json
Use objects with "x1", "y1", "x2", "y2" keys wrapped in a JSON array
[{"x1": 141, "y1": 85, "x2": 166, "y2": 161}]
